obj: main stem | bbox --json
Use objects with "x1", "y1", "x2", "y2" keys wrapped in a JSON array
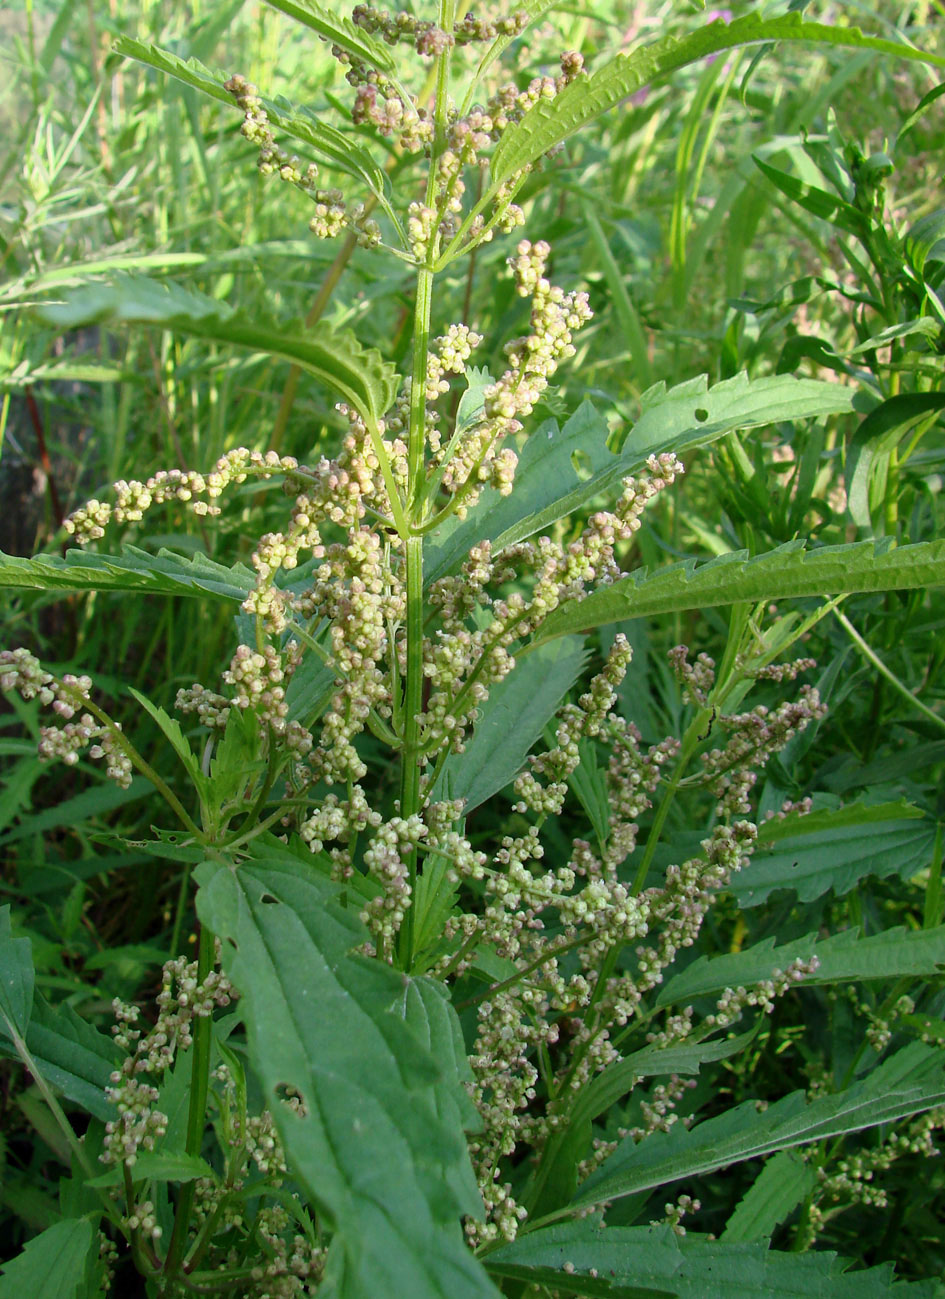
[{"x1": 398, "y1": 7, "x2": 455, "y2": 967}]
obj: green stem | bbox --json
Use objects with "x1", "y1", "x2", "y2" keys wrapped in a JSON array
[
  {"x1": 834, "y1": 608, "x2": 945, "y2": 734},
  {"x1": 164, "y1": 923, "x2": 216, "y2": 1276},
  {"x1": 72, "y1": 690, "x2": 203, "y2": 839},
  {"x1": 631, "y1": 704, "x2": 713, "y2": 895},
  {"x1": 398, "y1": 532, "x2": 426, "y2": 968}
]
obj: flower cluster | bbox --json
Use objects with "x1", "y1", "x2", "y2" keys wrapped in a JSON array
[
  {"x1": 64, "y1": 447, "x2": 301, "y2": 544},
  {"x1": 0, "y1": 649, "x2": 133, "y2": 787},
  {"x1": 102, "y1": 951, "x2": 233, "y2": 1172},
  {"x1": 439, "y1": 240, "x2": 594, "y2": 503},
  {"x1": 224, "y1": 74, "x2": 381, "y2": 246},
  {"x1": 351, "y1": 5, "x2": 530, "y2": 53},
  {"x1": 804, "y1": 1108, "x2": 945, "y2": 1242}
]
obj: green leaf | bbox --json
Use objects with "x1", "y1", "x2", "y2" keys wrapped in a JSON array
[
  {"x1": 127, "y1": 688, "x2": 207, "y2": 795},
  {"x1": 0, "y1": 546, "x2": 256, "y2": 601},
  {"x1": 657, "y1": 924, "x2": 945, "y2": 1010},
  {"x1": 486, "y1": 1218, "x2": 936, "y2": 1298},
  {"x1": 522, "y1": 1028, "x2": 757, "y2": 1222},
  {"x1": 0, "y1": 905, "x2": 34, "y2": 1039},
  {"x1": 572, "y1": 1043, "x2": 945, "y2": 1209},
  {"x1": 426, "y1": 373, "x2": 855, "y2": 584},
  {"x1": 569, "y1": 739, "x2": 610, "y2": 850},
  {"x1": 532, "y1": 539, "x2": 945, "y2": 644},
  {"x1": 0, "y1": 1218, "x2": 97, "y2": 1299},
  {"x1": 34, "y1": 279, "x2": 398, "y2": 427},
  {"x1": 722, "y1": 1150, "x2": 817, "y2": 1243},
  {"x1": 428, "y1": 637, "x2": 588, "y2": 812},
  {"x1": 727, "y1": 801, "x2": 937, "y2": 907},
  {"x1": 195, "y1": 844, "x2": 499, "y2": 1299},
  {"x1": 20, "y1": 996, "x2": 120, "y2": 1122},
  {"x1": 845, "y1": 393, "x2": 945, "y2": 530},
  {"x1": 86, "y1": 1149, "x2": 215, "y2": 1188},
  {"x1": 259, "y1": 0, "x2": 398, "y2": 75},
  {"x1": 490, "y1": 13, "x2": 945, "y2": 186},
  {"x1": 573, "y1": 1028, "x2": 760, "y2": 1130},
  {"x1": 752, "y1": 156, "x2": 869, "y2": 239},
  {"x1": 905, "y1": 208, "x2": 945, "y2": 273}
]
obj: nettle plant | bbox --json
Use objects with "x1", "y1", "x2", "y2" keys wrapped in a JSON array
[{"x1": 2, "y1": 4, "x2": 945, "y2": 1297}]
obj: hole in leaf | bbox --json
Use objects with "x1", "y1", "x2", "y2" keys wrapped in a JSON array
[
  {"x1": 694, "y1": 407, "x2": 709, "y2": 422},
  {"x1": 570, "y1": 449, "x2": 593, "y2": 481},
  {"x1": 259, "y1": 892, "x2": 279, "y2": 905},
  {"x1": 275, "y1": 1081, "x2": 308, "y2": 1117}
]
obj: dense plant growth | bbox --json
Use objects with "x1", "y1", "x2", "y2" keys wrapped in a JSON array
[{"x1": 1, "y1": 1, "x2": 945, "y2": 1295}]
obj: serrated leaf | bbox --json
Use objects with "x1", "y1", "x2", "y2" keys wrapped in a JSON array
[
  {"x1": 572, "y1": 1043, "x2": 945, "y2": 1209},
  {"x1": 489, "y1": 13, "x2": 945, "y2": 186},
  {"x1": 427, "y1": 637, "x2": 588, "y2": 812},
  {"x1": 426, "y1": 374, "x2": 855, "y2": 584},
  {"x1": 727, "y1": 801, "x2": 937, "y2": 907},
  {"x1": 260, "y1": 0, "x2": 397, "y2": 74},
  {"x1": 21, "y1": 996, "x2": 121, "y2": 1121},
  {"x1": 657, "y1": 924, "x2": 945, "y2": 1010},
  {"x1": 0, "y1": 906, "x2": 34, "y2": 1040},
  {"x1": 486, "y1": 1218, "x2": 936, "y2": 1298},
  {"x1": 722, "y1": 1150, "x2": 817, "y2": 1243},
  {"x1": 532, "y1": 539, "x2": 945, "y2": 644},
  {"x1": 34, "y1": 279, "x2": 398, "y2": 427},
  {"x1": 0, "y1": 546, "x2": 256, "y2": 600},
  {"x1": 523, "y1": 1027, "x2": 757, "y2": 1222},
  {"x1": 0, "y1": 1218, "x2": 96, "y2": 1299},
  {"x1": 195, "y1": 844, "x2": 499, "y2": 1299}
]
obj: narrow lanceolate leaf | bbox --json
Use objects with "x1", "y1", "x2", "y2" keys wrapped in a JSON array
[
  {"x1": 35, "y1": 280, "x2": 398, "y2": 427},
  {"x1": 427, "y1": 637, "x2": 588, "y2": 812},
  {"x1": 0, "y1": 1218, "x2": 97, "y2": 1299},
  {"x1": 0, "y1": 547, "x2": 255, "y2": 601},
  {"x1": 426, "y1": 372, "x2": 855, "y2": 584},
  {"x1": 490, "y1": 13, "x2": 945, "y2": 185},
  {"x1": 722, "y1": 1151, "x2": 818, "y2": 1243},
  {"x1": 195, "y1": 844, "x2": 499, "y2": 1299},
  {"x1": 571, "y1": 1042, "x2": 945, "y2": 1210},
  {"x1": 113, "y1": 40, "x2": 393, "y2": 209},
  {"x1": 727, "y1": 801, "x2": 937, "y2": 908},
  {"x1": 485, "y1": 1218, "x2": 935, "y2": 1298},
  {"x1": 532, "y1": 539, "x2": 945, "y2": 644},
  {"x1": 657, "y1": 924, "x2": 945, "y2": 1010}
]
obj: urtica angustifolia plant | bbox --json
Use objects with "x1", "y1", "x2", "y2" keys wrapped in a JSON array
[{"x1": 2, "y1": 3, "x2": 945, "y2": 1295}]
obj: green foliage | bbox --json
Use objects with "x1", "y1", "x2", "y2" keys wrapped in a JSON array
[
  {"x1": 195, "y1": 844, "x2": 498, "y2": 1298},
  {"x1": 1, "y1": 0, "x2": 944, "y2": 1293},
  {"x1": 573, "y1": 1044, "x2": 945, "y2": 1210},
  {"x1": 485, "y1": 1217, "x2": 941, "y2": 1298}
]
